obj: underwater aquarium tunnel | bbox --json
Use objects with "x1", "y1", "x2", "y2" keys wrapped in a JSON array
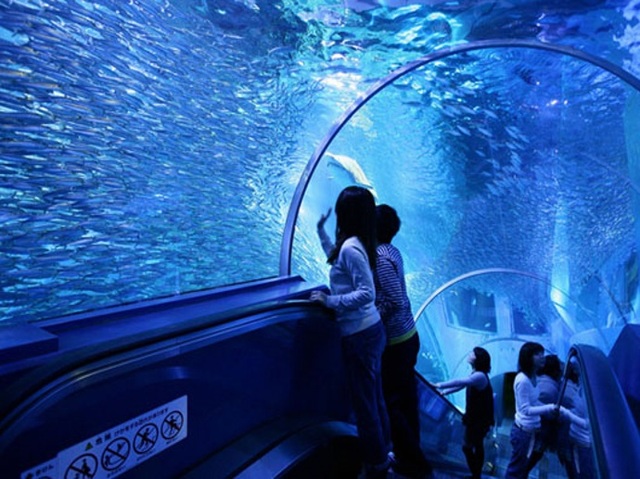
[
  {"x1": 284, "y1": 38, "x2": 640, "y2": 389},
  {"x1": 3, "y1": 0, "x2": 640, "y2": 477}
]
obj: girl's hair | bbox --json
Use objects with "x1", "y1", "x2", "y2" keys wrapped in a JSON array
[
  {"x1": 376, "y1": 204, "x2": 401, "y2": 244},
  {"x1": 328, "y1": 186, "x2": 377, "y2": 269},
  {"x1": 517, "y1": 342, "x2": 545, "y2": 378},
  {"x1": 473, "y1": 347, "x2": 491, "y2": 373},
  {"x1": 566, "y1": 360, "x2": 580, "y2": 384},
  {"x1": 540, "y1": 354, "x2": 563, "y2": 381}
]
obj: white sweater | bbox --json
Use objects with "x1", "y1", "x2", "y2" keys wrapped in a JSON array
[
  {"x1": 321, "y1": 235, "x2": 381, "y2": 336},
  {"x1": 514, "y1": 372, "x2": 555, "y2": 430}
]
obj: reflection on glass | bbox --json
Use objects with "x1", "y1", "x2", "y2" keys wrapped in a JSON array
[
  {"x1": 558, "y1": 358, "x2": 595, "y2": 479},
  {"x1": 413, "y1": 270, "x2": 602, "y2": 402}
]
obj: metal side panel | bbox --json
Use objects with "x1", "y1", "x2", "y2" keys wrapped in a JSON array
[{"x1": 1, "y1": 304, "x2": 350, "y2": 479}]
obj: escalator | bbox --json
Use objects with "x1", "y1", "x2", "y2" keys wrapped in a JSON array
[
  {"x1": 0, "y1": 276, "x2": 360, "y2": 478},
  {"x1": 2, "y1": 276, "x2": 639, "y2": 478},
  {"x1": 413, "y1": 338, "x2": 640, "y2": 479},
  {"x1": 0, "y1": 275, "x2": 480, "y2": 478},
  {"x1": 565, "y1": 343, "x2": 640, "y2": 479}
]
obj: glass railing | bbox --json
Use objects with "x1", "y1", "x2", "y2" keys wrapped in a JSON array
[{"x1": 562, "y1": 344, "x2": 640, "y2": 478}]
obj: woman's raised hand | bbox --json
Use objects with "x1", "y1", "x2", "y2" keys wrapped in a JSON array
[{"x1": 317, "y1": 208, "x2": 332, "y2": 230}]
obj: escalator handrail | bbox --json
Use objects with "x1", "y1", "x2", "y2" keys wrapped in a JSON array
[
  {"x1": 416, "y1": 374, "x2": 465, "y2": 420},
  {"x1": 0, "y1": 298, "x2": 333, "y2": 438},
  {"x1": 561, "y1": 344, "x2": 640, "y2": 479}
]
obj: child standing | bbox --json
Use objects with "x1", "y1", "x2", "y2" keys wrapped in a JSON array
[{"x1": 435, "y1": 347, "x2": 494, "y2": 479}]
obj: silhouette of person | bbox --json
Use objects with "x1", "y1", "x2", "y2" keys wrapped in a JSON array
[
  {"x1": 374, "y1": 204, "x2": 432, "y2": 478},
  {"x1": 558, "y1": 362, "x2": 595, "y2": 479},
  {"x1": 311, "y1": 186, "x2": 391, "y2": 479},
  {"x1": 505, "y1": 342, "x2": 558, "y2": 478},
  {"x1": 436, "y1": 347, "x2": 494, "y2": 479},
  {"x1": 525, "y1": 354, "x2": 563, "y2": 473}
]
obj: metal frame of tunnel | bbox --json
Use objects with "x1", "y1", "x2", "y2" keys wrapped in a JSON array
[
  {"x1": 412, "y1": 267, "x2": 613, "y2": 350},
  {"x1": 279, "y1": 38, "x2": 640, "y2": 276},
  {"x1": 414, "y1": 267, "x2": 597, "y2": 321}
]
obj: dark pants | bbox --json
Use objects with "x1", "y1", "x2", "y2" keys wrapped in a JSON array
[
  {"x1": 525, "y1": 416, "x2": 560, "y2": 474},
  {"x1": 565, "y1": 442, "x2": 595, "y2": 479},
  {"x1": 556, "y1": 420, "x2": 574, "y2": 476},
  {"x1": 342, "y1": 321, "x2": 391, "y2": 471},
  {"x1": 381, "y1": 332, "x2": 430, "y2": 474},
  {"x1": 463, "y1": 424, "x2": 489, "y2": 479},
  {"x1": 506, "y1": 424, "x2": 543, "y2": 478}
]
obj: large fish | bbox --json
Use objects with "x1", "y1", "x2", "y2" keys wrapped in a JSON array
[{"x1": 325, "y1": 152, "x2": 377, "y2": 198}]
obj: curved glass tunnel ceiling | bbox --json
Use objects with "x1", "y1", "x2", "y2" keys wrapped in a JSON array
[
  {"x1": 289, "y1": 43, "x2": 640, "y2": 370},
  {"x1": 0, "y1": 1, "x2": 638, "y2": 369}
]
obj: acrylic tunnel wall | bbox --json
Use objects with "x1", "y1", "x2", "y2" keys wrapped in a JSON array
[
  {"x1": 284, "y1": 41, "x2": 640, "y2": 392},
  {"x1": 3, "y1": 1, "x2": 640, "y2": 399},
  {"x1": 0, "y1": 1, "x2": 310, "y2": 324}
]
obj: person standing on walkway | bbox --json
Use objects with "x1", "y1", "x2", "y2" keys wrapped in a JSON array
[
  {"x1": 374, "y1": 204, "x2": 432, "y2": 478},
  {"x1": 505, "y1": 342, "x2": 558, "y2": 479},
  {"x1": 435, "y1": 347, "x2": 494, "y2": 479},
  {"x1": 312, "y1": 186, "x2": 391, "y2": 479}
]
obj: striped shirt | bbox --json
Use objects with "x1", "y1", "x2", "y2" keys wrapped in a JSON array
[{"x1": 374, "y1": 243, "x2": 416, "y2": 345}]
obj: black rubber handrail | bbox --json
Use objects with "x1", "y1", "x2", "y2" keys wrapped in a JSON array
[
  {"x1": 560, "y1": 344, "x2": 640, "y2": 479},
  {"x1": 0, "y1": 298, "x2": 332, "y2": 440}
]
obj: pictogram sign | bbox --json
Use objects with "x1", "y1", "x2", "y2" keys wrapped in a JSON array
[{"x1": 21, "y1": 396, "x2": 187, "y2": 479}]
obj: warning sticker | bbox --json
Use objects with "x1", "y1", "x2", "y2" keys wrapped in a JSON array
[
  {"x1": 21, "y1": 396, "x2": 187, "y2": 479},
  {"x1": 20, "y1": 457, "x2": 56, "y2": 479}
]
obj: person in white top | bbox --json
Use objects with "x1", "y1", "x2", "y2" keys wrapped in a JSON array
[
  {"x1": 505, "y1": 342, "x2": 558, "y2": 478},
  {"x1": 311, "y1": 186, "x2": 391, "y2": 479}
]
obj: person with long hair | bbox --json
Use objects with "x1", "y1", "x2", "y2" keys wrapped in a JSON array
[
  {"x1": 435, "y1": 347, "x2": 494, "y2": 479},
  {"x1": 505, "y1": 342, "x2": 558, "y2": 478},
  {"x1": 374, "y1": 204, "x2": 432, "y2": 478},
  {"x1": 311, "y1": 186, "x2": 391, "y2": 479}
]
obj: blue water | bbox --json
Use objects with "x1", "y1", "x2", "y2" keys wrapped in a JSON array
[
  {"x1": 1, "y1": 0, "x2": 312, "y2": 322},
  {"x1": 1, "y1": 0, "x2": 640, "y2": 342},
  {"x1": 290, "y1": 41, "x2": 640, "y2": 381}
]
